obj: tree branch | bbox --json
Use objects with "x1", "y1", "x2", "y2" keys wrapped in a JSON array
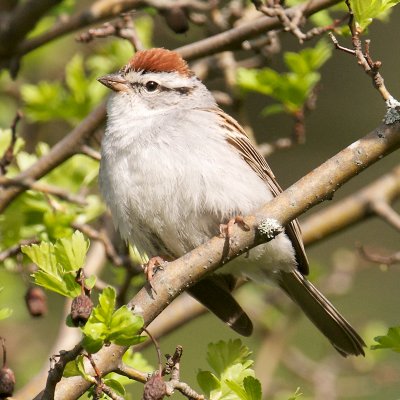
[
  {"x1": 8, "y1": 0, "x2": 341, "y2": 67},
  {"x1": 178, "y1": 0, "x2": 341, "y2": 60},
  {"x1": 0, "y1": 0, "x2": 63, "y2": 76},
  {"x1": 302, "y1": 164, "x2": 400, "y2": 246}
]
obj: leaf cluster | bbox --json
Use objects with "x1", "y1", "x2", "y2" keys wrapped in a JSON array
[
  {"x1": 21, "y1": 230, "x2": 95, "y2": 297},
  {"x1": 236, "y1": 40, "x2": 331, "y2": 115},
  {"x1": 0, "y1": 139, "x2": 103, "y2": 248},
  {"x1": 351, "y1": 0, "x2": 400, "y2": 32},
  {"x1": 372, "y1": 327, "x2": 400, "y2": 353},
  {"x1": 197, "y1": 339, "x2": 261, "y2": 400},
  {"x1": 78, "y1": 287, "x2": 145, "y2": 353}
]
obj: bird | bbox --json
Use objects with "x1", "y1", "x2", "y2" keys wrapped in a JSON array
[{"x1": 98, "y1": 48, "x2": 365, "y2": 357}]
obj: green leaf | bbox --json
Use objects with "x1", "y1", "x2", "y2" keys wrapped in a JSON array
[
  {"x1": 372, "y1": 326, "x2": 400, "y2": 352},
  {"x1": 66, "y1": 54, "x2": 87, "y2": 103},
  {"x1": 82, "y1": 335, "x2": 104, "y2": 354},
  {"x1": 351, "y1": 0, "x2": 400, "y2": 31},
  {"x1": 22, "y1": 232, "x2": 92, "y2": 298},
  {"x1": 243, "y1": 377, "x2": 261, "y2": 400},
  {"x1": 93, "y1": 287, "x2": 116, "y2": 325},
  {"x1": 262, "y1": 104, "x2": 286, "y2": 117},
  {"x1": 0, "y1": 308, "x2": 12, "y2": 320},
  {"x1": 75, "y1": 355, "x2": 92, "y2": 382},
  {"x1": 63, "y1": 359, "x2": 82, "y2": 377},
  {"x1": 55, "y1": 231, "x2": 89, "y2": 272},
  {"x1": 198, "y1": 340, "x2": 258, "y2": 400},
  {"x1": 197, "y1": 371, "x2": 221, "y2": 398},
  {"x1": 104, "y1": 378, "x2": 126, "y2": 396},
  {"x1": 81, "y1": 287, "x2": 144, "y2": 353},
  {"x1": 109, "y1": 306, "x2": 145, "y2": 346},
  {"x1": 207, "y1": 339, "x2": 252, "y2": 376},
  {"x1": 22, "y1": 241, "x2": 58, "y2": 275},
  {"x1": 225, "y1": 379, "x2": 247, "y2": 400}
]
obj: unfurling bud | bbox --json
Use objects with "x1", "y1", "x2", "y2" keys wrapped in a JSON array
[
  {"x1": 70, "y1": 294, "x2": 93, "y2": 326},
  {"x1": 25, "y1": 287, "x2": 47, "y2": 317},
  {"x1": 0, "y1": 367, "x2": 15, "y2": 398},
  {"x1": 142, "y1": 373, "x2": 166, "y2": 400},
  {"x1": 162, "y1": 7, "x2": 189, "y2": 34}
]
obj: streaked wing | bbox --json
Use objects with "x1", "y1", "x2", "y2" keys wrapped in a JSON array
[{"x1": 213, "y1": 108, "x2": 309, "y2": 275}]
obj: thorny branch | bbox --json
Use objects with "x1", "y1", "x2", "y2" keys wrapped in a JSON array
[
  {"x1": 76, "y1": 13, "x2": 145, "y2": 51},
  {"x1": 163, "y1": 346, "x2": 204, "y2": 400},
  {"x1": 329, "y1": 0, "x2": 394, "y2": 103},
  {"x1": 40, "y1": 344, "x2": 83, "y2": 400},
  {"x1": 252, "y1": 0, "x2": 344, "y2": 43}
]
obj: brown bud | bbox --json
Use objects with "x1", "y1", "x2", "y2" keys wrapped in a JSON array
[
  {"x1": 142, "y1": 373, "x2": 166, "y2": 400},
  {"x1": 162, "y1": 7, "x2": 189, "y2": 34},
  {"x1": 70, "y1": 294, "x2": 93, "y2": 326},
  {"x1": 0, "y1": 367, "x2": 15, "y2": 399},
  {"x1": 25, "y1": 287, "x2": 47, "y2": 317}
]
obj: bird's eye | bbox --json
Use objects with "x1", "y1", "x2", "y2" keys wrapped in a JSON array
[{"x1": 144, "y1": 81, "x2": 159, "y2": 92}]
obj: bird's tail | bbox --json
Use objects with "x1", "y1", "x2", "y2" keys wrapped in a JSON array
[
  {"x1": 188, "y1": 274, "x2": 253, "y2": 337},
  {"x1": 276, "y1": 269, "x2": 365, "y2": 357}
]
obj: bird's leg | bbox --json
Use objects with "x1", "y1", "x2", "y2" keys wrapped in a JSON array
[
  {"x1": 219, "y1": 216, "x2": 250, "y2": 245},
  {"x1": 143, "y1": 256, "x2": 168, "y2": 289}
]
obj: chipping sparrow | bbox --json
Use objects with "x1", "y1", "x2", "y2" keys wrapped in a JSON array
[{"x1": 98, "y1": 48, "x2": 365, "y2": 356}]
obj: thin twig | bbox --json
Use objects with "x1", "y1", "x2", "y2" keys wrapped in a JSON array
[
  {"x1": 79, "y1": 145, "x2": 101, "y2": 161},
  {"x1": 358, "y1": 245, "x2": 400, "y2": 266},
  {"x1": 143, "y1": 328, "x2": 163, "y2": 375},
  {"x1": 329, "y1": 1, "x2": 392, "y2": 102},
  {"x1": 85, "y1": 354, "x2": 125, "y2": 400},
  {"x1": 0, "y1": 111, "x2": 22, "y2": 175},
  {"x1": 253, "y1": 0, "x2": 343, "y2": 43},
  {"x1": 164, "y1": 346, "x2": 205, "y2": 400},
  {"x1": 77, "y1": 13, "x2": 144, "y2": 51},
  {"x1": 116, "y1": 361, "x2": 148, "y2": 383},
  {"x1": 0, "y1": 177, "x2": 87, "y2": 205},
  {"x1": 369, "y1": 200, "x2": 400, "y2": 231}
]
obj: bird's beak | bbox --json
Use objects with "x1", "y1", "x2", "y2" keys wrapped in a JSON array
[{"x1": 98, "y1": 74, "x2": 129, "y2": 92}]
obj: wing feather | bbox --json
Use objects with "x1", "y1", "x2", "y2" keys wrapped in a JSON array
[{"x1": 213, "y1": 108, "x2": 309, "y2": 275}]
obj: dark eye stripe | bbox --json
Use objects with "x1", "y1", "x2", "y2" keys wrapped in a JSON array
[{"x1": 129, "y1": 81, "x2": 192, "y2": 95}]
